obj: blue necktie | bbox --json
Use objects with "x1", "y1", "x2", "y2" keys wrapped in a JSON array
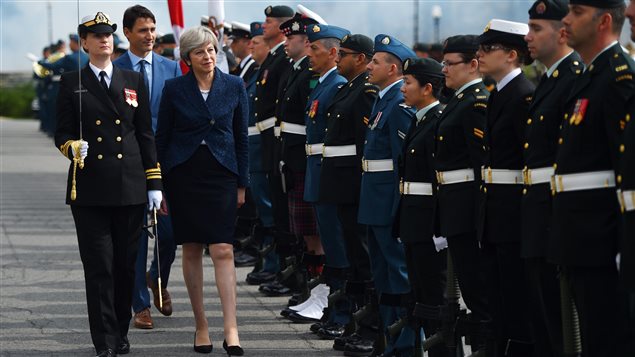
[{"x1": 139, "y1": 60, "x2": 149, "y2": 92}]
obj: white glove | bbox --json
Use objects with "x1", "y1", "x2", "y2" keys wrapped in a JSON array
[
  {"x1": 148, "y1": 190, "x2": 163, "y2": 210},
  {"x1": 432, "y1": 235, "x2": 448, "y2": 252},
  {"x1": 71, "y1": 140, "x2": 89, "y2": 160}
]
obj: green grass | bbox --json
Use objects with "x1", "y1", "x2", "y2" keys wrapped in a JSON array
[{"x1": 0, "y1": 83, "x2": 36, "y2": 119}]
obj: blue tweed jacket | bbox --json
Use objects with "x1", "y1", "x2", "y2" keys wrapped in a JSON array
[{"x1": 156, "y1": 68, "x2": 249, "y2": 187}]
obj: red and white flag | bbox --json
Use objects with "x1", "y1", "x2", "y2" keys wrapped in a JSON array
[{"x1": 167, "y1": 0, "x2": 188, "y2": 73}]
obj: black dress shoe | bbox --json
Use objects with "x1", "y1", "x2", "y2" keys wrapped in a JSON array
[
  {"x1": 116, "y1": 336, "x2": 130, "y2": 354},
  {"x1": 246, "y1": 271, "x2": 276, "y2": 285},
  {"x1": 310, "y1": 321, "x2": 326, "y2": 333},
  {"x1": 234, "y1": 252, "x2": 258, "y2": 267},
  {"x1": 287, "y1": 311, "x2": 320, "y2": 323},
  {"x1": 334, "y1": 332, "x2": 362, "y2": 351},
  {"x1": 95, "y1": 349, "x2": 116, "y2": 357},
  {"x1": 260, "y1": 281, "x2": 294, "y2": 296},
  {"x1": 317, "y1": 322, "x2": 345, "y2": 340},
  {"x1": 223, "y1": 339, "x2": 244, "y2": 356},
  {"x1": 193, "y1": 331, "x2": 213, "y2": 354},
  {"x1": 344, "y1": 334, "x2": 375, "y2": 356}
]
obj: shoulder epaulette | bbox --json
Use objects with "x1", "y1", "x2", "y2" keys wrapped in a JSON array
[
  {"x1": 609, "y1": 50, "x2": 635, "y2": 82},
  {"x1": 399, "y1": 103, "x2": 411, "y2": 109}
]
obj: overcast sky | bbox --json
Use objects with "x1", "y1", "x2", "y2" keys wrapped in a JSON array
[{"x1": 1, "y1": 0, "x2": 633, "y2": 72}]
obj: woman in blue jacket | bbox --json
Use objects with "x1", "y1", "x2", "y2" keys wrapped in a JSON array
[{"x1": 156, "y1": 26, "x2": 247, "y2": 355}]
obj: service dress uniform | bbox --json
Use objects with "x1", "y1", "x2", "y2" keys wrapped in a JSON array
[
  {"x1": 254, "y1": 5, "x2": 294, "y2": 236},
  {"x1": 521, "y1": 3, "x2": 584, "y2": 355},
  {"x1": 476, "y1": 20, "x2": 535, "y2": 355},
  {"x1": 550, "y1": 38, "x2": 635, "y2": 357},
  {"x1": 358, "y1": 34, "x2": 415, "y2": 356},
  {"x1": 319, "y1": 35, "x2": 377, "y2": 337},
  {"x1": 54, "y1": 13, "x2": 161, "y2": 355},
  {"x1": 434, "y1": 36, "x2": 490, "y2": 352},
  {"x1": 397, "y1": 58, "x2": 447, "y2": 357}
]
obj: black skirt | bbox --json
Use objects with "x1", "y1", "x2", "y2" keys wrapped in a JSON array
[{"x1": 165, "y1": 146, "x2": 237, "y2": 245}]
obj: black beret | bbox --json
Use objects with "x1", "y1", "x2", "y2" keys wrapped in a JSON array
[
  {"x1": 341, "y1": 34, "x2": 374, "y2": 57},
  {"x1": 403, "y1": 57, "x2": 444, "y2": 79},
  {"x1": 569, "y1": 0, "x2": 625, "y2": 8},
  {"x1": 264, "y1": 5, "x2": 294, "y2": 18},
  {"x1": 430, "y1": 43, "x2": 444, "y2": 52},
  {"x1": 158, "y1": 34, "x2": 175, "y2": 44},
  {"x1": 443, "y1": 35, "x2": 479, "y2": 54},
  {"x1": 279, "y1": 14, "x2": 318, "y2": 36},
  {"x1": 529, "y1": 0, "x2": 569, "y2": 20}
]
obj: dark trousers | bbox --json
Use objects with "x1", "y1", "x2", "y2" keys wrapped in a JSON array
[
  {"x1": 524, "y1": 257, "x2": 562, "y2": 357},
  {"x1": 481, "y1": 241, "x2": 532, "y2": 356},
  {"x1": 446, "y1": 232, "x2": 490, "y2": 323},
  {"x1": 337, "y1": 203, "x2": 372, "y2": 282},
  {"x1": 71, "y1": 204, "x2": 144, "y2": 352},
  {"x1": 565, "y1": 266, "x2": 634, "y2": 357},
  {"x1": 267, "y1": 172, "x2": 290, "y2": 234},
  {"x1": 404, "y1": 241, "x2": 448, "y2": 357}
]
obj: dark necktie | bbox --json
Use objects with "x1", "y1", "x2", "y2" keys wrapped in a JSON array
[
  {"x1": 139, "y1": 60, "x2": 149, "y2": 92},
  {"x1": 99, "y1": 71, "x2": 108, "y2": 91}
]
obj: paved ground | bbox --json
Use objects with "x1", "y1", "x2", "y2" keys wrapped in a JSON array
[{"x1": 0, "y1": 119, "x2": 338, "y2": 356}]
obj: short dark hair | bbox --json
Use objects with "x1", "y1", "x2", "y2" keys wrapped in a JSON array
[
  {"x1": 123, "y1": 5, "x2": 156, "y2": 31},
  {"x1": 384, "y1": 52, "x2": 403, "y2": 74},
  {"x1": 411, "y1": 74, "x2": 444, "y2": 99},
  {"x1": 457, "y1": 51, "x2": 478, "y2": 63},
  {"x1": 595, "y1": 5, "x2": 626, "y2": 35}
]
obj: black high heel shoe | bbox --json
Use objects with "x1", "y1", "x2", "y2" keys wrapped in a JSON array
[
  {"x1": 193, "y1": 331, "x2": 213, "y2": 354},
  {"x1": 223, "y1": 339, "x2": 244, "y2": 356}
]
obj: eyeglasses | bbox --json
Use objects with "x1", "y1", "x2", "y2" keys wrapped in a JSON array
[
  {"x1": 479, "y1": 44, "x2": 509, "y2": 53},
  {"x1": 337, "y1": 50, "x2": 361, "y2": 58},
  {"x1": 441, "y1": 60, "x2": 467, "y2": 67}
]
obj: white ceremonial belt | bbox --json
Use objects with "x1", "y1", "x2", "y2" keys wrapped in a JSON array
[
  {"x1": 362, "y1": 159, "x2": 394, "y2": 172},
  {"x1": 323, "y1": 145, "x2": 356, "y2": 158},
  {"x1": 51, "y1": 75, "x2": 62, "y2": 82},
  {"x1": 256, "y1": 117, "x2": 276, "y2": 132},
  {"x1": 280, "y1": 121, "x2": 306, "y2": 135},
  {"x1": 400, "y1": 181, "x2": 433, "y2": 196},
  {"x1": 618, "y1": 190, "x2": 635, "y2": 212},
  {"x1": 248, "y1": 126, "x2": 260, "y2": 136},
  {"x1": 481, "y1": 166, "x2": 523, "y2": 185},
  {"x1": 436, "y1": 168, "x2": 475, "y2": 185},
  {"x1": 523, "y1": 166, "x2": 554, "y2": 185},
  {"x1": 550, "y1": 170, "x2": 615, "y2": 194},
  {"x1": 305, "y1": 143, "x2": 324, "y2": 156}
]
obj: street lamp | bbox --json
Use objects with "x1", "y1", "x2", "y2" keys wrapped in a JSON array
[
  {"x1": 432, "y1": 5, "x2": 442, "y2": 44},
  {"x1": 413, "y1": 0, "x2": 420, "y2": 44}
]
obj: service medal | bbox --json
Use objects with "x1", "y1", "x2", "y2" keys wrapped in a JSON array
[
  {"x1": 371, "y1": 111, "x2": 382, "y2": 129},
  {"x1": 570, "y1": 98, "x2": 588, "y2": 125},
  {"x1": 309, "y1": 100, "x2": 319, "y2": 119},
  {"x1": 124, "y1": 88, "x2": 138, "y2": 107}
]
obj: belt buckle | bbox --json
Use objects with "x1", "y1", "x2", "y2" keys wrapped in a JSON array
[
  {"x1": 436, "y1": 171, "x2": 444, "y2": 184},
  {"x1": 617, "y1": 190, "x2": 625, "y2": 213},
  {"x1": 550, "y1": 176, "x2": 556, "y2": 196},
  {"x1": 362, "y1": 159, "x2": 368, "y2": 172},
  {"x1": 399, "y1": 179, "x2": 404, "y2": 195},
  {"x1": 487, "y1": 167, "x2": 493, "y2": 184},
  {"x1": 557, "y1": 175, "x2": 564, "y2": 193},
  {"x1": 522, "y1": 167, "x2": 530, "y2": 186},
  {"x1": 305, "y1": 144, "x2": 311, "y2": 155}
]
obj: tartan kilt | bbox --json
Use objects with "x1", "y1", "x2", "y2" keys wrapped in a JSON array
[{"x1": 288, "y1": 171, "x2": 318, "y2": 236}]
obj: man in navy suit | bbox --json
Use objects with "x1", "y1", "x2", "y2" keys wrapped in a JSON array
[
  {"x1": 113, "y1": 4, "x2": 181, "y2": 329},
  {"x1": 358, "y1": 35, "x2": 415, "y2": 356}
]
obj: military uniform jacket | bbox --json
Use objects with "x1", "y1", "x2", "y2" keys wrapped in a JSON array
[
  {"x1": 620, "y1": 97, "x2": 635, "y2": 289},
  {"x1": 398, "y1": 103, "x2": 442, "y2": 243},
  {"x1": 319, "y1": 72, "x2": 378, "y2": 204},
  {"x1": 478, "y1": 72, "x2": 535, "y2": 243},
  {"x1": 246, "y1": 68, "x2": 264, "y2": 173},
  {"x1": 303, "y1": 69, "x2": 347, "y2": 203},
  {"x1": 358, "y1": 81, "x2": 414, "y2": 226},
  {"x1": 435, "y1": 81, "x2": 488, "y2": 237},
  {"x1": 551, "y1": 43, "x2": 635, "y2": 266},
  {"x1": 254, "y1": 43, "x2": 291, "y2": 172},
  {"x1": 521, "y1": 52, "x2": 583, "y2": 258},
  {"x1": 279, "y1": 57, "x2": 317, "y2": 173},
  {"x1": 55, "y1": 65, "x2": 161, "y2": 206}
]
